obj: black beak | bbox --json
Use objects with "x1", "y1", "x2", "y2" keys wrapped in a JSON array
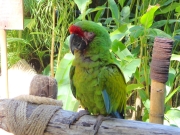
[{"x1": 70, "y1": 34, "x2": 87, "y2": 54}]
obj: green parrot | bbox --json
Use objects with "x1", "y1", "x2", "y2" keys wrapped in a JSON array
[{"x1": 69, "y1": 20, "x2": 126, "y2": 133}]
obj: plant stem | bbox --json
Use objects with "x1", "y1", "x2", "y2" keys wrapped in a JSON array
[
  {"x1": 50, "y1": 6, "x2": 56, "y2": 77},
  {"x1": 140, "y1": 35, "x2": 149, "y2": 98},
  {"x1": 18, "y1": 31, "x2": 22, "y2": 57}
]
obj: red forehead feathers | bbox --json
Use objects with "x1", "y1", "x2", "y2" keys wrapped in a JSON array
[{"x1": 69, "y1": 25, "x2": 84, "y2": 37}]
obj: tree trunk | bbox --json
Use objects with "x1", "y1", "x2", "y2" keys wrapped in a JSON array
[{"x1": 0, "y1": 99, "x2": 180, "y2": 135}]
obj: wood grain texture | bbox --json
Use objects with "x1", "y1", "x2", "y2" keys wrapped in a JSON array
[{"x1": 0, "y1": 99, "x2": 180, "y2": 135}]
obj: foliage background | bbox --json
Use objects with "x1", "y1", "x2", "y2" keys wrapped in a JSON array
[{"x1": 2, "y1": 0, "x2": 180, "y2": 127}]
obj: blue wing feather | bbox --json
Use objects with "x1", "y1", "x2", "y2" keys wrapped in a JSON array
[
  {"x1": 111, "y1": 111, "x2": 124, "y2": 119},
  {"x1": 102, "y1": 89, "x2": 124, "y2": 119},
  {"x1": 102, "y1": 90, "x2": 111, "y2": 114}
]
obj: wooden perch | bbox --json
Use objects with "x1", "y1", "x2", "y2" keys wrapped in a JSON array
[
  {"x1": 0, "y1": 99, "x2": 180, "y2": 135},
  {"x1": 150, "y1": 37, "x2": 173, "y2": 124}
]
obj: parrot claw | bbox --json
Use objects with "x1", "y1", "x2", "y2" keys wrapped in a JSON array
[
  {"x1": 93, "y1": 115, "x2": 111, "y2": 135},
  {"x1": 69, "y1": 110, "x2": 89, "y2": 128}
]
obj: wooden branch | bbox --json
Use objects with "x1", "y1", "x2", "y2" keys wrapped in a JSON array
[{"x1": 0, "y1": 99, "x2": 180, "y2": 135}]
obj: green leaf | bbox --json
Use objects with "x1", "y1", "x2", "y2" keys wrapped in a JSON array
[
  {"x1": 151, "y1": 20, "x2": 180, "y2": 28},
  {"x1": 126, "y1": 105, "x2": 136, "y2": 111},
  {"x1": 110, "y1": 31, "x2": 126, "y2": 41},
  {"x1": 166, "y1": 68, "x2": 176, "y2": 96},
  {"x1": 174, "y1": 35, "x2": 180, "y2": 41},
  {"x1": 94, "y1": 6, "x2": 106, "y2": 22},
  {"x1": 121, "y1": 6, "x2": 130, "y2": 23},
  {"x1": 108, "y1": 0, "x2": 120, "y2": 25},
  {"x1": 111, "y1": 40, "x2": 119, "y2": 52},
  {"x1": 24, "y1": 19, "x2": 35, "y2": 29},
  {"x1": 55, "y1": 53, "x2": 79, "y2": 111},
  {"x1": 156, "y1": 2, "x2": 180, "y2": 15},
  {"x1": 160, "y1": 0, "x2": 175, "y2": 7},
  {"x1": 55, "y1": 53, "x2": 74, "y2": 82},
  {"x1": 175, "y1": 5, "x2": 180, "y2": 13},
  {"x1": 167, "y1": 68, "x2": 176, "y2": 85},
  {"x1": 120, "y1": 57, "x2": 141, "y2": 82},
  {"x1": 126, "y1": 83, "x2": 144, "y2": 93},
  {"x1": 111, "y1": 40, "x2": 126, "y2": 51},
  {"x1": 138, "y1": 89, "x2": 148, "y2": 101},
  {"x1": 74, "y1": 0, "x2": 91, "y2": 14},
  {"x1": 142, "y1": 109, "x2": 149, "y2": 122},
  {"x1": 118, "y1": 0, "x2": 126, "y2": 7},
  {"x1": 165, "y1": 109, "x2": 180, "y2": 127},
  {"x1": 129, "y1": 26, "x2": 144, "y2": 38},
  {"x1": 88, "y1": 6, "x2": 106, "y2": 13},
  {"x1": 42, "y1": 64, "x2": 51, "y2": 76},
  {"x1": 174, "y1": 29, "x2": 180, "y2": 35},
  {"x1": 7, "y1": 38, "x2": 30, "y2": 45},
  {"x1": 30, "y1": 32, "x2": 51, "y2": 37},
  {"x1": 112, "y1": 40, "x2": 132, "y2": 60},
  {"x1": 143, "y1": 99, "x2": 150, "y2": 110},
  {"x1": 134, "y1": 68, "x2": 140, "y2": 83},
  {"x1": 110, "y1": 24, "x2": 135, "y2": 41},
  {"x1": 165, "y1": 86, "x2": 180, "y2": 103},
  {"x1": 147, "y1": 28, "x2": 172, "y2": 39},
  {"x1": 171, "y1": 54, "x2": 180, "y2": 62},
  {"x1": 140, "y1": 5, "x2": 160, "y2": 28}
]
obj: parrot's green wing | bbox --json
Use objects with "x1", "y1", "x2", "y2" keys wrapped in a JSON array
[
  {"x1": 69, "y1": 65, "x2": 76, "y2": 98},
  {"x1": 101, "y1": 63, "x2": 126, "y2": 118}
]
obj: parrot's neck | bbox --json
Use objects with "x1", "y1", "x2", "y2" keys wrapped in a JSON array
[{"x1": 73, "y1": 49, "x2": 113, "y2": 68}]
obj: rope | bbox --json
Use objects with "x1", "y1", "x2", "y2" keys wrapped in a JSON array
[
  {"x1": 14, "y1": 95, "x2": 63, "y2": 106},
  {"x1": 150, "y1": 37, "x2": 173, "y2": 83},
  {"x1": 4, "y1": 95, "x2": 63, "y2": 135}
]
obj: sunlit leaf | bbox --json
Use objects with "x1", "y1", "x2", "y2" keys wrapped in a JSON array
[
  {"x1": 143, "y1": 99, "x2": 150, "y2": 110},
  {"x1": 140, "y1": 5, "x2": 160, "y2": 28},
  {"x1": 171, "y1": 54, "x2": 180, "y2": 62},
  {"x1": 126, "y1": 105, "x2": 136, "y2": 111},
  {"x1": 165, "y1": 86, "x2": 180, "y2": 103},
  {"x1": 127, "y1": 83, "x2": 144, "y2": 93},
  {"x1": 121, "y1": 6, "x2": 130, "y2": 23},
  {"x1": 112, "y1": 40, "x2": 132, "y2": 60},
  {"x1": 166, "y1": 68, "x2": 176, "y2": 96},
  {"x1": 55, "y1": 53, "x2": 79, "y2": 111},
  {"x1": 24, "y1": 19, "x2": 35, "y2": 29},
  {"x1": 111, "y1": 40, "x2": 125, "y2": 52},
  {"x1": 165, "y1": 109, "x2": 180, "y2": 127},
  {"x1": 175, "y1": 6, "x2": 180, "y2": 13},
  {"x1": 120, "y1": 57, "x2": 141, "y2": 82}
]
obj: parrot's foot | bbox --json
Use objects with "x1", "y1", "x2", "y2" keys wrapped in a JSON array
[
  {"x1": 69, "y1": 110, "x2": 89, "y2": 128},
  {"x1": 94, "y1": 115, "x2": 111, "y2": 135}
]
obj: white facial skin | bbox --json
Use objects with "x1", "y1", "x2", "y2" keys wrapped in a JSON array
[{"x1": 83, "y1": 31, "x2": 95, "y2": 42}]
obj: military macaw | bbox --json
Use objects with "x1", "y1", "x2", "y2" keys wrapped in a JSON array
[{"x1": 69, "y1": 20, "x2": 126, "y2": 134}]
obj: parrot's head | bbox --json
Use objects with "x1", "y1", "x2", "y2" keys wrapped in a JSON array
[{"x1": 69, "y1": 20, "x2": 111, "y2": 55}]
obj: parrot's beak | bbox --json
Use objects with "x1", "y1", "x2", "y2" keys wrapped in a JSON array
[{"x1": 70, "y1": 34, "x2": 87, "y2": 54}]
